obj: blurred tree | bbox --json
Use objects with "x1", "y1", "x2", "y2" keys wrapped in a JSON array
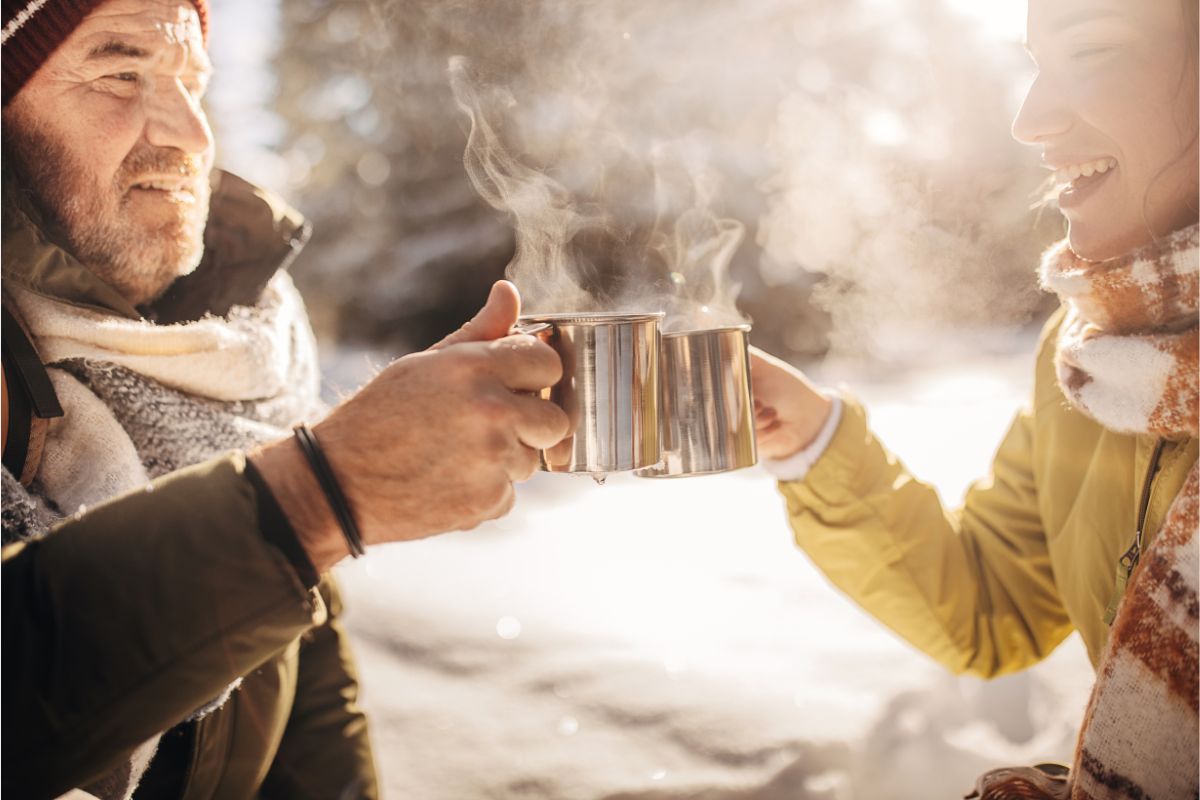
[{"x1": 268, "y1": 0, "x2": 1058, "y2": 361}]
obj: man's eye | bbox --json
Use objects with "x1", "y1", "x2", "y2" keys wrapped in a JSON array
[{"x1": 108, "y1": 72, "x2": 139, "y2": 82}]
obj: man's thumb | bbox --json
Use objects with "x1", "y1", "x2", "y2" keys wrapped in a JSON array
[{"x1": 431, "y1": 280, "x2": 522, "y2": 349}]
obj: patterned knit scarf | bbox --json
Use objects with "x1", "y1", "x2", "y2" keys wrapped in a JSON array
[{"x1": 969, "y1": 224, "x2": 1200, "y2": 800}]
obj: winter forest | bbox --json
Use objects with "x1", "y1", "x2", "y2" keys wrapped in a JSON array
[{"x1": 209, "y1": 0, "x2": 1064, "y2": 359}]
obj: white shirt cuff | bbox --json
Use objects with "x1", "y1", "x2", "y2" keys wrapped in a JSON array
[{"x1": 760, "y1": 396, "x2": 844, "y2": 482}]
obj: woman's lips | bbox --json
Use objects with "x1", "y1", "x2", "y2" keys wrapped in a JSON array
[{"x1": 1051, "y1": 157, "x2": 1116, "y2": 185}]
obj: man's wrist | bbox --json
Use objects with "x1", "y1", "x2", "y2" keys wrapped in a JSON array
[
  {"x1": 248, "y1": 437, "x2": 350, "y2": 574},
  {"x1": 243, "y1": 459, "x2": 320, "y2": 588}
]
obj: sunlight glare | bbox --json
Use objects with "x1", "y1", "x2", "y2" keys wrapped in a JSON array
[{"x1": 942, "y1": 0, "x2": 1026, "y2": 42}]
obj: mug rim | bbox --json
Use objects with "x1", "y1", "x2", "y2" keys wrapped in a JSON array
[
  {"x1": 660, "y1": 323, "x2": 752, "y2": 338},
  {"x1": 519, "y1": 311, "x2": 665, "y2": 325}
]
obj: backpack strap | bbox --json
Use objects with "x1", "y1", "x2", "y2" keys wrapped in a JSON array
[{"x1": 2, "y1": 297, "x2": 63, "y2": 486}]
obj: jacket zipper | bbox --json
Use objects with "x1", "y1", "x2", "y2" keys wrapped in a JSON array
[{"x1": 1103, "y1": 438, "x2": 1167, "y2": 625}]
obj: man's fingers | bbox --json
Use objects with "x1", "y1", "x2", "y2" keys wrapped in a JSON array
[
  {"x1": 464, "y1": 478, "x2": 518, "y2": 529},
  {"x1": 508, "y1": 393, "x2": 571, "y2": 451},
  {"x1": 485, "y1": 335, "x2": 563, "y2": 392},
  {"x1": 431, "y1": 280, "x2": 522, "y2": 350},
  {"x1": 502, "y1": 444, "x2": 542, "y2": 483}
]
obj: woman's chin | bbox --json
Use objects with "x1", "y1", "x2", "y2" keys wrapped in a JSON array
[
  {"x1": 1064, "y1": 193, "x2": 1199, "y2": 261},
  {"x1": 1065, "y1": 218, "x2": 1149, "y2": 262}
]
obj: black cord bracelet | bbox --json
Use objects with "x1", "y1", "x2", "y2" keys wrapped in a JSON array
[{"x1": 292, "y1": 423, "x2": 367, "y2": 558}]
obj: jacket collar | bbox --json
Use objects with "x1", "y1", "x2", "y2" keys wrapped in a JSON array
[{"x1": 2, "y1": 166, "x2": 310, "y2": 324}]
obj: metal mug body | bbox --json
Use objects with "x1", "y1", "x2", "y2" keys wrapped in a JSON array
[
  {"x1": 635, "y1": 325, "x2": 757, "y2": 478},
  {"x1": 519, "y1": 312, "x2": 663, "y2": 474}
]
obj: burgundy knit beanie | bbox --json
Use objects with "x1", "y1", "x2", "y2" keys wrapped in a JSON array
[{"x1": 1, "y1": 0, "x2": 209, "y2": 105}]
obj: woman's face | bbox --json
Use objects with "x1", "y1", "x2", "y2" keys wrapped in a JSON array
[{"x1": 1013, "y1": 0, "x2": 1198, "y2": 260}]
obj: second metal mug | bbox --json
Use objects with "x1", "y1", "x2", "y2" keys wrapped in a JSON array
[
  {"x1": 635, "y1": 324, "x2": 757, "y2": 478},
  {"x1": 519, "y1": 312, "x2": 663, "y2": 474}
]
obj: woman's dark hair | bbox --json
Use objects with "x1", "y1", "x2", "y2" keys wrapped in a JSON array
[{"x1": 1142, "y1": 0, "x2": 1199, "y2": 230}]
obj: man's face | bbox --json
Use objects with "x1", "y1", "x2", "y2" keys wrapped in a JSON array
[{"x1": 3, "y1": 0, "x2": 214, "y2": 307}]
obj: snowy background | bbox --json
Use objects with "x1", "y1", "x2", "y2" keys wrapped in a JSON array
[
  {"x1": 202, "y1": 1, "x2": 1096, "y2": 796},
  {"x1": 330, "y1": 341, "x2": 1093, "y2": 800}
]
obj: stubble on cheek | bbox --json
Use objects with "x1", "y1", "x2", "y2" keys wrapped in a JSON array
[
  {"x1": 112, "y1": 146, "x2": 212, "y2": 301},
  {"x1": 3, "y1": 105, "x2": 210, "y2": 307}
]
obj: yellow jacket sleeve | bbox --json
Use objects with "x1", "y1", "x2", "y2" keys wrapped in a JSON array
[{"x1": 779, "y1": 395, "x2": 1074, "y2": 678}]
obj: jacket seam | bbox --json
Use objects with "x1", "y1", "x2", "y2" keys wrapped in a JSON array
[{"x1": 859, "y1": 489, "x2": 986, "y2": 674}]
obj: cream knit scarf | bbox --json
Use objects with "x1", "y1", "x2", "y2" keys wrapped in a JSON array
[
  {"x1": 970, "y1": 224, "x2": 1199, "y2": 800},
  {"x1": 6, "y1": 271, "x2": 321, "y2": 518}
]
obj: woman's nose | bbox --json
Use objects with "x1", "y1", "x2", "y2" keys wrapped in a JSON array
[
  {"x1": 1011, "y1": 72, "x2": 1073, "y2": 145},
  {"x1": 144, "y1": 76, "x2": 214, "y2": 158}
]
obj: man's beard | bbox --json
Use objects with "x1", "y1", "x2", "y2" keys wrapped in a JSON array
[{"x1": 4, "y1": 110, "x2": 211, "y2": 308}]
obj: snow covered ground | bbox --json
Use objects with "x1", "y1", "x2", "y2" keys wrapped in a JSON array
[{"x1": 329, "y1": 335, "x2": 1094, "y2": 799}]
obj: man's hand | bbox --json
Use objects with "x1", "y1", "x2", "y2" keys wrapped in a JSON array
[
  {"x1": 749, "y1": 346, "x2": 834, "y2": 462},
  {"x1": 251, "y1": 281, "x2": 569, "y2": 572},
  {"x1": 429, "y1": 279, "x2": 523, "y2": 349}
]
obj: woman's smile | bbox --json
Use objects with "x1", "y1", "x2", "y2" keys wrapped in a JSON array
[{"x1": 1048, "y1": 156, "x2": 1119, "y2": 210}]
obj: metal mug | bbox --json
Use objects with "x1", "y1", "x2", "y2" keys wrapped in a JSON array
[
  {"x1": 635, "y1": 324, "x2": 757, "y2": 478},
  {"x1": 517, "y1": 312, "x2": 663, "y2": 474}
]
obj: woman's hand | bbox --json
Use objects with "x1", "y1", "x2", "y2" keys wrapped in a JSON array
[{"x1": 749, "y1": 346, "x2": 834, "y2": 461}]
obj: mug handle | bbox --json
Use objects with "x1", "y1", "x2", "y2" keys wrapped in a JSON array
[
  {"x1": 508, "y1": 321, "x2": 557, "y2": 401},
  {"x1": 510, "y1": 321, "x2": 552, "y2": 337}
]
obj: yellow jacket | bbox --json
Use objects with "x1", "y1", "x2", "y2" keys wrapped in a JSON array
[{"x1": 779, "y1": 308, "x2": 1198, "y2": 677}]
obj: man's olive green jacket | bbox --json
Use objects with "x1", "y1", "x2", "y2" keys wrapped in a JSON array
[
  {"x1": 2, "y1": 170, "x2": 378, "y2": 799},
  {"x1": 779, "y1": 308, "x2": 1197, "y2": 677}
]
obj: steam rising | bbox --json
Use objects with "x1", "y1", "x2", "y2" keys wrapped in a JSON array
[
  {"x1": 759, "y1": 87, "x2": 1048, "y2": 357},
  {"x1": 449, "y1": 56, "x2": 747, "y2": 332},
  {"x1": 265, "y1": 0, "x2": 1055, "y2": 358}
]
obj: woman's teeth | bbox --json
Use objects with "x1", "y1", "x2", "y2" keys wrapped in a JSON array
[{"x1": 1054, "y1": 158, "x2": 1117, "y2": 185}]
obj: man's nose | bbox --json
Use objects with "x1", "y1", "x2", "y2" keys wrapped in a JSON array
[
  {"x1": 1011, "y1": 72, "x2": 1072, "y2": 145},
  {"x1": 144, "y1": 77, "x2": 213, "y2": 157}
]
